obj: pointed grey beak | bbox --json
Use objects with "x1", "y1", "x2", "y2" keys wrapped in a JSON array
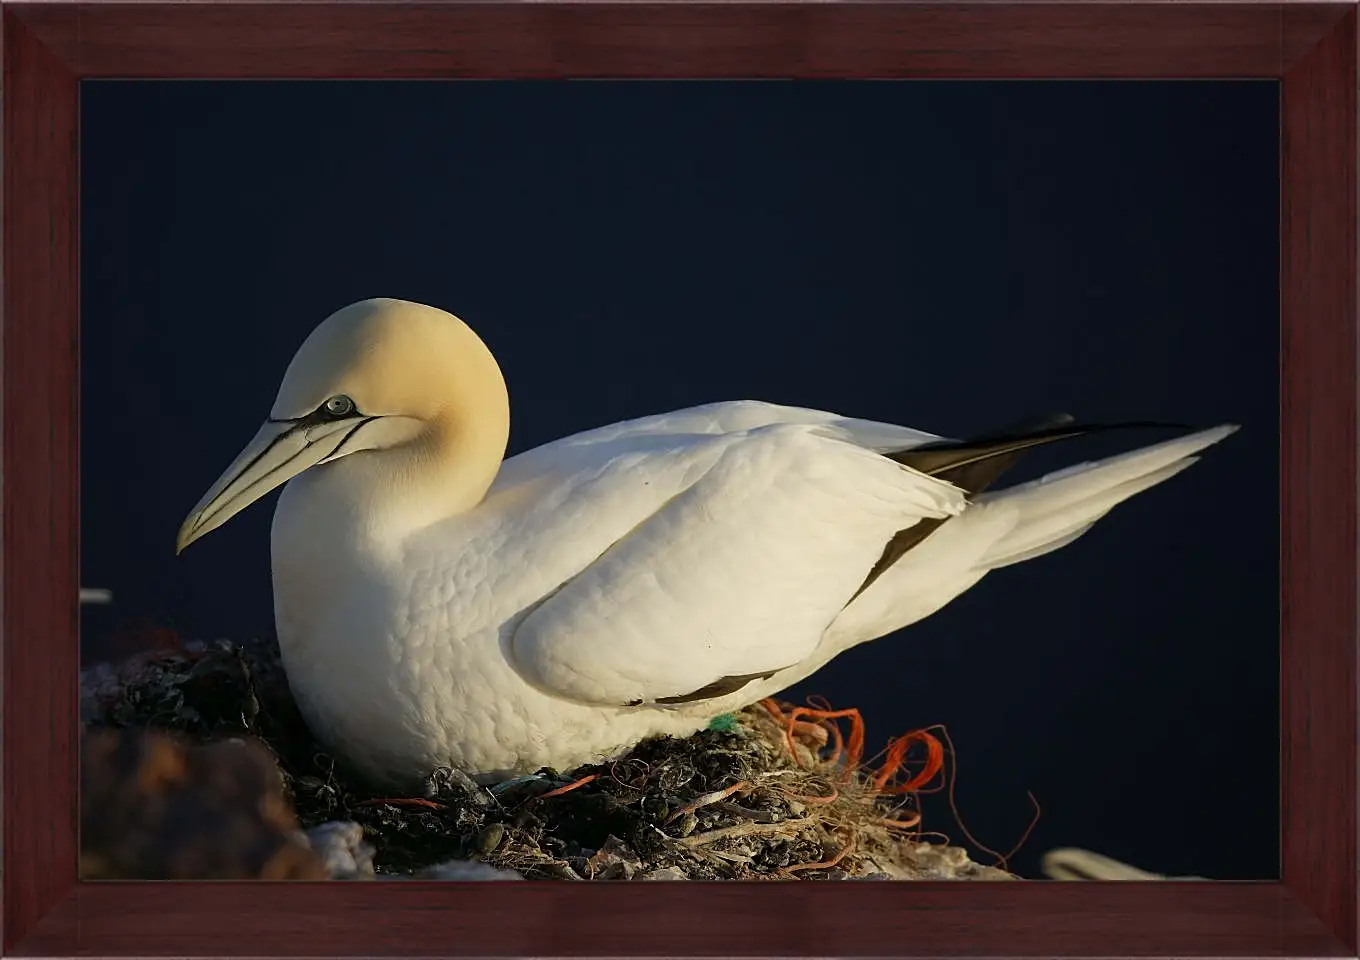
[{"x1": 176, "y1": 416, "x2": 363, "y2": 554}]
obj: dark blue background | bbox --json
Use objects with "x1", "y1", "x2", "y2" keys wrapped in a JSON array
[{"x1": 81, "y1": 80, "x2": 1279, "y2": 880}]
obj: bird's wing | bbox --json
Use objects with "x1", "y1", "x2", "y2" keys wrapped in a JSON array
[
  {"x1": 505, "y1": 421, "x2": 964, "y2": 708},
  {"x1": 494, "y1": 400, "x2": 945, "y2": 489}
]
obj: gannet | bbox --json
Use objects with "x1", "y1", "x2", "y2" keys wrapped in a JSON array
[{"x1": 177, "y1": 298, "x2": 1237, "y2": 787}]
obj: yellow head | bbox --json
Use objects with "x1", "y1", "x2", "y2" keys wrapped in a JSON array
[{"x1": 176, "y1": 298, "x2": 509, "y2": 552}]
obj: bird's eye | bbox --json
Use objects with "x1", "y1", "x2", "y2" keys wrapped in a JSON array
[{"x1": 324, "y1": 395, "x2": 355, "y2": 417}]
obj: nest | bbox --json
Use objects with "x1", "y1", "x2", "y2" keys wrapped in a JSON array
[{"x1": 81, "y1": 636, "x2": 1016, "y2": 881}]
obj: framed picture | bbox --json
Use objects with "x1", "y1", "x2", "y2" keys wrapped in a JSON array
[{"x1": 6, "y1": 3, "x2": 1355, "y2": 957}]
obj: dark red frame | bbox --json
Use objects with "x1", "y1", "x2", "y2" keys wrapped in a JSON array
[{"x1": 3, "y1": 2, "x2": 1355, "y2": 956}]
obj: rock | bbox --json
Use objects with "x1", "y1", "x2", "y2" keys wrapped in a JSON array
[
  {"x1": 303, "y1": 820, "x2": 376, "y2": 879},
  {"x1": 473, "y1": 822, "x2": 506, "y2": 856},
  {"x1": 80, "y1": 727, "x2": 327, "y2": 880},
  {"x1": 641, "y1": 866, "x2": 689, "y2": 880},
  {"x1": 857, "y1": 842, "x2": 1016, "y2": 881},
  {"x1": 582, "y1": 835, "x2": 639, "y2": 879}
]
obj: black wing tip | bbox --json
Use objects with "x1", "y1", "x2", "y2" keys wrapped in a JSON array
[
  {"x1": 964, "y1": 417, "x2": 1198, "y2": 446},
  {"x1": 911, "y1": 417, "x2": 1198, "y2": 452},
  {"x1": 891, "y1": 418, "x2": 1216, "y2": 491}
]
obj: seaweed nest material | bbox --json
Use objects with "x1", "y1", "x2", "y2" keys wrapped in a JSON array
[{"x1": 81, "y1": 635, "x2": 1016, "y2": 881}]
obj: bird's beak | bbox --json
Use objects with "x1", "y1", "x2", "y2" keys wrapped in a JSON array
[{"x1": 176, "y1": 416, "x2": 362, "y2": 554}]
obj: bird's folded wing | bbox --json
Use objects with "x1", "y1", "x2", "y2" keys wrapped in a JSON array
[
  {"x1": 508, "y1": 423, "x2": 964, "y2": 707},
  {"x1": 496, "y1": 400, "x2": 943, "y2": 488}
]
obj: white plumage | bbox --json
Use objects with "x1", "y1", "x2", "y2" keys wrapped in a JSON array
[{"x1": 178, "y1": 298, "x2": 1236, "y2": 786}]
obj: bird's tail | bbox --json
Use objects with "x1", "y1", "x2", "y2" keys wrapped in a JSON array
[
  {"x1": 966, "y1": 422, "x2": 1238, "y2": 569},
  {"x1": 829, "y1": 419, "x2": 1238, "y2": 648},
  {"x1": 864, "y1": 416, "x2": 1238, "y2": 588}
]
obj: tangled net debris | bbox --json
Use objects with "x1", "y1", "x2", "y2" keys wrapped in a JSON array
[{"x1": 80, "y1": 634, "x2": 1019, "y2": 881}]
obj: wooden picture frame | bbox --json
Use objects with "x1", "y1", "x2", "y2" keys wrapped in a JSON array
[{"x1": 4, "y1": 2, "x2": 1355, "y2": 956}]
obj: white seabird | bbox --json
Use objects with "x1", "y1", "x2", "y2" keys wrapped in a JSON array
[{"x1": 177, "y1": 298, "x2": 1237, "y2": 787}]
